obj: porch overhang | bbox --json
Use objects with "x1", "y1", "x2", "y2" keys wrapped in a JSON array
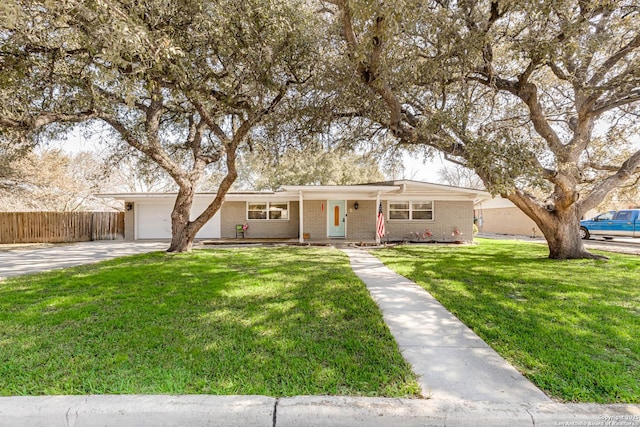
[{"x1": 279, "y1": 185, "x2": 401, "y2": 200}]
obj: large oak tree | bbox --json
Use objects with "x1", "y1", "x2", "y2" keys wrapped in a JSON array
[
  {"x1": 324, "y1": 0, "x2": 640, "y2": 259},
  {"x1": 1, "y1": 0, "x2": 319, "y2": 251}
]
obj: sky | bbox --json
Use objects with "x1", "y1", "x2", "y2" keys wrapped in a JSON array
[
  {"x1": 399, "y1": 153, "x2": 444, "y2": 183},
  {"x1": 48, "y1": 124, "x2": 111, "y2": 156}
]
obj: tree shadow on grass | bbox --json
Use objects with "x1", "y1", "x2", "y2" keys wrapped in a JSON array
[
  {"x1": 374, "y1": 242, "x2": 640, "y2": 403},
  {"x1": 0, "y1": 248, "x2": 420, "y2": 397}
]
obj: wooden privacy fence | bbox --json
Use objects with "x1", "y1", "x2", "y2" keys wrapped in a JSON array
[{"x1": 0, "y1": 212, "x2": 124, "y2": 244}]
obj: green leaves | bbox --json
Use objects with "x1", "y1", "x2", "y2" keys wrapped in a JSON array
[{"x1": 1, "y1": 0, "x2": 327, "y2": 248}]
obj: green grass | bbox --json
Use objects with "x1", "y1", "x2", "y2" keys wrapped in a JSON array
[
  {"x1": 373, "y1": 239, "x2": 640, "y2": 403},
  {"x1": 0, "y1": 247, "x2": 420, "y2": 397}
]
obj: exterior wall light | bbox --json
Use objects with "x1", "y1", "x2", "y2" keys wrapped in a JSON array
[{"x1": 354, "y1": 201, "x2": 359, "y2": 210}]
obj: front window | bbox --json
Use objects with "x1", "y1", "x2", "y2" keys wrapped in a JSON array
[
  {"x1": 411, "y1": 202, "x2": 433, "y2": 220},
  {"x1": 247, "y1": 202, "x2": 289, "y2": 220},
  {"x1": 268, "y1": 202, "x2": 289, "y2": 220},
  {"x1": 389, "y1": 201, "x2": 433, "y2": 220},
  {"x1": 389, "y1": 202, "x2": 410, "y2": 219}
]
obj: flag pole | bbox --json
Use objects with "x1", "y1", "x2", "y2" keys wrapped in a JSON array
[
  {"x1": 375, "y1": 191, "x2": 381, "y2": 245},
  {"x1": 298, "y1": 190, "x2": 304, "y2": 243}
]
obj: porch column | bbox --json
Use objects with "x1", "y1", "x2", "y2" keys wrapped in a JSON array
[
  {"x1": 299, "y1": 191, "x2": 304, "y2": 243},
  {"x1": 375, "y1": 191, "x2": 381, "y2": 245}
]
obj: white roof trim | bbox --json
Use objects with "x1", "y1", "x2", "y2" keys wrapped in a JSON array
[
  {"x1": 280, "y1": 185, "x2": 401, "y2": 193},
  {"x1": 96, "y1": 181, "x2": 492, "y2": 203}
]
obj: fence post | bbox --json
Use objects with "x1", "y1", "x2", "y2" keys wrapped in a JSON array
[{"x1": 90, "y1": 212, "x2": 95, "y2": 241}]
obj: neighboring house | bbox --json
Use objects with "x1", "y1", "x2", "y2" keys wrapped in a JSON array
[
  {"x1": 98, "y1": 180, "x2": 490, "y2": 243},
  {"x1": 474, "y1": 196, "x2": 539, "y2": 237},
  {"x1": 474, "y1": 196, "x2": 640, "y2": 238}
]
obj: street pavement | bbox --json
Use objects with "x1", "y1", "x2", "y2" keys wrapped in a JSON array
[{"x1": 478, "y1": 232, "x2": 640, "y2": 256}]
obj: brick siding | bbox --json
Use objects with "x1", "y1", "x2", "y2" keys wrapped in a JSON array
[
  {"x1": 385, "y1": 200, "x2": 475, "y2": 242},
  {"x1": 220, "y1": 201, "x2": 299, "y2": 238}
]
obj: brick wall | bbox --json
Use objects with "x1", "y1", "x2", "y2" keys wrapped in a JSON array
[
  {"x1": 385, "y1": 200, "x2": 475, "y2": 242},
  {"x1": 220, "y1": 201, "x2": 299, "y2": 238},
  {"x1": 346, "y1": 200, "x2": 377, "y2": 240},
  {"x1": 301, "y1": 200, "x2": 326, "y2": 240}
]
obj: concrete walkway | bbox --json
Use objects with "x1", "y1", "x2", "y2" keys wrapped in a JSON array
[
  {"x1": 342, "y1": 247, "x2": 549, "y2": 404},
  {"x1": 1, "y1": 244, "x2": 639, "y2": 426}
]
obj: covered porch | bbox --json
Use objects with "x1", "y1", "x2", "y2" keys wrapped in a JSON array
[{"x1": 223, "y1": 184, "x2": 400, "y2": 244}]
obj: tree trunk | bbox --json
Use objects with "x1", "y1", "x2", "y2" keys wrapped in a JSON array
[
  {"x1": 167, "y1": 187, "x2": 197, "y2": 253},
  {"x1": 540, "y1": 213, "x2": 606, "y2": 260},
  {"x1": 167, "y1": 225, "x2": 196, "y2": 252},
  {"x1": 507, "y1": 193, "x2": 607, "y2": 260},
  {"x1": 163, "y1": 139, "x2": 238, "y2": 253}
]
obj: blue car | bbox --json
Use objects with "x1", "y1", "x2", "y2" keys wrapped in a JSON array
[{"x1": 579, "y1": 209, "x2": 640, "y2": 239}]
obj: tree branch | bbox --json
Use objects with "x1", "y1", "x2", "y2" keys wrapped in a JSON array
[
  {"x1": 0, "y1": 110, "x2": 98, "y2": 132},
  {"x1": 518, "y1": 57, "x2": 541, "y2": 86},
  {"x1": 587, "y1": 33, "x2": 640, "y2": 87},
  {"x1": 98, "y1": 111, "x2": 185, "y2": 187},
  {"x1": 185, "y1": 116, "x2": 222, "y2": 164},
  {"x1": 189, "y1": 98, "x2": 229, "y2": 145},
  {"x1": 588, "y1": 161, "x2": 640, "y2": 174},
  {"x1": 469, "y1": 73, "x2": 567, "y2": 158},
  {"x1": 335, "y1": 0, "x2": 404, "y2": 136},
  {"x1": 592, "y1": 89, "x2": 640, "y2": 116},
  {"x1": 574, "y1": 8, "x2": 613, "y2": 83},
  {"x1": 547, "y1": 61, "x2": 570, "y2": 81},
  {"x1": 580, "y1": 148, "x2": 640, "y2": 212},
  {"x1": 92, "y1": 85, "x2": 150, "y2": 113}
]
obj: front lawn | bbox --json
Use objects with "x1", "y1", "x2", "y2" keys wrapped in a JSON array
[
  {"x1": 374, "y1": 239, "x2": 640, "y2": 403},
  {"x1": 0, "y1": 247, "x2": 420, "y2": 397}
]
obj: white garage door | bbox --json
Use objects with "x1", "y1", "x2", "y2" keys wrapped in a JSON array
[{"x1": 136, "y1": 202, "x2": 221, "y2": 239}]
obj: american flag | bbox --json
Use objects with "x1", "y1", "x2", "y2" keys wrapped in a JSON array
[{"x1": 376, "y1": 202, "x2": 385, "y2": 238}]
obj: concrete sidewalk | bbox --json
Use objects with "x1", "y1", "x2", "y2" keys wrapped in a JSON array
[
  {"x1": 1, "y1": 395, "x2": 639, "y2": 426},
  {"x1": 342, "y1": 247, "x2": 549, "y2": 404}
]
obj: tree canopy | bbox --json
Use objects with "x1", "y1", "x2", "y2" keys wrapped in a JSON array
[
  {"x1": 2, "y1": 0, "x2": 639, "y2": 258},
  {"x1": 322, "y1": 0, "x2": 640, "y2": 259},
  {"x1": 0, "y1": 148, "x2": 117, "y2": 211},
  {"x1": 1, "y1": 0, "x2": 321, "y2": 251}
]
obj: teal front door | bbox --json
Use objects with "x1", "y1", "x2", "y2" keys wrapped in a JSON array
[{"x1": 328, "y1": 200, "x2": 346, "y2": 238}]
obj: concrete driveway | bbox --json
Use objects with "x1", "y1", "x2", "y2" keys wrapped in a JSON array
[{"x1": 0, "y1": 240, "x2": 171, "y2": 280}]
